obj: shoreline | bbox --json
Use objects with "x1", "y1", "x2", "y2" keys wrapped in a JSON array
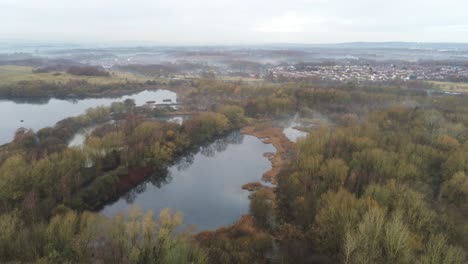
[
  {"x1": 0, "y1": 82, "x2": 192, "y2": 103},
  {"x1": 197, "y1": 124, "x2": 293, "y2": 240},
  {"x1": 241, "y1": 125, "x2": 293, "y2": 185}
]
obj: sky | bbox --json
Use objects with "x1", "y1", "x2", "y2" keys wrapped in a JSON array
[{"x1": 1, "y1": 0, "x2": 468, "y2": 45}]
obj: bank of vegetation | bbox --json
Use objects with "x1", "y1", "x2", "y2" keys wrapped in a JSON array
[
  {"x1": 0, "y1": 65, "x2": 170, "y2": 99},
  {"x1": 0, "y1": 78, "x2": 467, "y2": 263},
  {"x1": 182, "y1": 79, "x2": 468, "y2": 263},
  {"x1": 0, "y1": 94, "x2": 247, "y2": 262}
]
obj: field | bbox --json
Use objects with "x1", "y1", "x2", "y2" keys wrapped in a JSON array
[
  {"x1": 170, "y1": 74, "x2": 263, "y2": 83},
  {"x1": 0, "y1": 65, "x2": 156, "y2": 85},
  {"x1": 430, "y1": 81, "x2": 468, "y2": 93}
]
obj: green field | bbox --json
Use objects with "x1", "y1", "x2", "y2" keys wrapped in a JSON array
[{"x1": 0, "y1": 65, "x2": 156, "y2": 85}]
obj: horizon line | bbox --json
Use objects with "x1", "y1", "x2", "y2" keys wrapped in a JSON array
[{"x1": 2, "y1": 39, "x2": 468, "y2": 47}]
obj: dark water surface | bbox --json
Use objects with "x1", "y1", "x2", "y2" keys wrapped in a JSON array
[{"x1": 101, "y1": 131, "x2": 275, "y2": 231}]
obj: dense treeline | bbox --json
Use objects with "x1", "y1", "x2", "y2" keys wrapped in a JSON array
[
  {"x1": 0, "y1": 79, "x2": 151, "y2": 98},
  {"x1": 115, "y1": 64, "x2": 179, "y2": 77},
  {"x1": 0, "y1": 207, "x2": 207, "y2": 263},
  {"x1": 184, "y1": 78, "x2": 431, "y2": 120},
  {"x1": 268, "y1": 106, "x2": 468, "y2": 263},
  {"x1": 1, "y1": 77, "x2": 468, "y2": 263},
  {"x1": 0, "y1": 55, "x2": 78, "y2": 68},
  {"x1": 114, "y1": 62, "x2": 213, "y2": 77},
  {"x1": 0, "y1": 95, "x2": 248, "y2": 262},
  {"x1": 1, "y1": 104, "x2": 245, "y2": 215},
  {"x1": 182, "y1": 79, "x2": 468, "y2": 263},
  {"x1": 66, "y1": 66, "x2": 110, "y2": 77}
]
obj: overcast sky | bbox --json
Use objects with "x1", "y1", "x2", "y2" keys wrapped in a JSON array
[{"x1": 2, "y1": 0, "x2": 468, "y2": 45}]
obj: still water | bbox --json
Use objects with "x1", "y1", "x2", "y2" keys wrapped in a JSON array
[
  {"x1": 101, "y1": 131, "x2": 275, "y2": 231},
  {"x1": 2, "y1": 90, "x2": 276, "y2": 231},
  {"x1": 0, "y1": 90, "x2": 176, "y2": 145},
  {"x1": 283, "y1": 118, "x2": 309, "y2": 142},
  {"x1": 68, "y1": 124, "x2": 101, "y2": 148}
]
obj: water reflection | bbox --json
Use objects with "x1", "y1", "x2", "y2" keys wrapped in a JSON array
[
  {"x1": 0, "y1": 89, "x2": 176, "y2": 144},
  {"x1": 3, "y1": 97, "x2": 55, "y2": 105},
  {"x1": 199, "y1": 131, "x2": 244, "y2": 157},
  {"x1": 101, "y1": 131, "x2": 275, "y2": 231},
  {"x1": 121, "y1": 132, "x2": 246, "y2": 203},
  {"x1": 283, "y1": 124, "x2": 308, "y2": 142},
  {"x1": 281, "y1": 115, "x2": 310, "y2": 142},
  {"x1": 67, "y1": 125, "x2": 99, "y2": 147},
  {"x1": 175, "y1": 154, "x2": 195, "y2": 171}
]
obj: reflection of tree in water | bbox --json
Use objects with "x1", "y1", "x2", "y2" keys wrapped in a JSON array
[
  {"x1": 200, "y1": 130, "x2": 244, "y2": 157},
  {"x1": 121, "y1": 131, "x2": 245, "y2": 203},
  {"x1": 124, "y1": 168, "x2": 172, "y2": 203},
  {"x1": 200, "y1": 144, "x2": 216, "y2": 157},
  {"x1": 148, "y1": 168, "x2": 172, "y2": 188},
  {"x1": 124, "y1": 183, "x2": 145, "y2": 203},
  {"x1": 225, "y1": 130, "x2": 244, "y2": 145},
  {"x1": 173, "y1": 131, "x2": 243, "y2": 171},
  {"x1": 10, "y1": 97, "x2": 53, "y2": 105},
  {"x1": 175, "y1": 153, "x2": 195, "y2": 171}
]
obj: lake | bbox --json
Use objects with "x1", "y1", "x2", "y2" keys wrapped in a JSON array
[
  {"x1": 0, "y1": 90, "x2": 176, "y2": 145},
  {"x1": 101, "y1": 131, "x2": 275, "y2": 231},
  {"x1": 2, "y1": 91, "x2": 276, "y2": 231}
]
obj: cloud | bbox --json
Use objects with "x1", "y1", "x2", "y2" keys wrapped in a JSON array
[
  {"x1": 252, "y1": 13, "x2": 313, "y2": 33},
  {"x1": 427, "y1": 24, "x2": 468, "y2": 33},
  {"x1": 2, "y1": 0, "x2": 468, "y2": 44}
]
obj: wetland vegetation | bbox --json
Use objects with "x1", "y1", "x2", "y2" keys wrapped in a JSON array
[{"x1": 0, "y1": 57, "x2": 467, "y2": 263}]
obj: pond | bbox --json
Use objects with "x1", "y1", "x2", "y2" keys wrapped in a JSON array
[
  {"x1": 0, "y1": 89, "x2": 176, "y2": 145},
  {"x1": 101, "y1": 131, "x2": 275, "y2": 231},
  {"x1": 282, "y1": 117, "x2": 309, "y2": 142}
]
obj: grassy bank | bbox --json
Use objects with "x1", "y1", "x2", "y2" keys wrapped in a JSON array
[
  {"x1": 0, "y1": 65, "x2": 158, "y2": 85},
  {"x1": 429, "y1": 80, "x2": 468, "y2": 93},
  {"x1": 0, "y1": 65, "x2": 172, "y2": 99}
]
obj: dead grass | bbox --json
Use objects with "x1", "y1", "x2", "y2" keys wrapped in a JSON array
[
  {"x1": 195, "y1": 215, "x2": 262, "y2": 241},
  {"x1": 241, "y1": 182, "x2": 265, "y2": 191},
  {"x1": 429, "y1": 81, "x2": 468, "y2": 93}
]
